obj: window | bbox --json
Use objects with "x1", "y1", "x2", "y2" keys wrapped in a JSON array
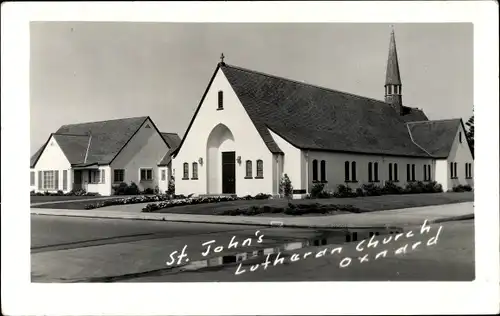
[
  {"x1": 320, "y1": 160, "x2": 326, "y2": 182},
  {"x1": 411, "y1": 164, "x2": 416, "y2": 181},
  {"x1": 428, "y1": 165, "x2": 432, "y2": 181},
  {"x1": 465, "y1": 163, "x2": 473, "y2": 179},
  {"x1": 388, "y1": 163, "x2": 393, "y2": 181},
  {"x1": 101, "y1": 169, "x2": 106, "y2": 184},
  {"x1": 38, "y1": 171, "x2": 42, "y2": 189},
  {"x1": 450, "y1": 162, "x2": 454, "y2": 178},
  {"x1": 30, "y1": 171, "x2": 35, "y2": 186},
  {"x1": 256, "y1": 160, "x2": 264, "y2": 178},
  {"x1": 450, "y1": 162, "x2": 458, "y2": 179},
  {"x1": 368, "y1": 162, "x2": 373, "y2": 182},
  {"x1": 423, "y1": 165, "x2": 427, "y2": 181},
  {"x1": 63, "y1": 170, "x2": 68, "y2": 190},
  {"x1": 312, "y1": 160, "x2": 318, "y2": 182},
  {"x1": 459, "y1": 132, "x2": 462, "y2": 143},
  {"x1": 192, "y1": 162, "x2": 198, "y2": 179},
  {"x1": 245, "y1": 160, "x2": 252, "y2": 178},
  {"x1": 394, "y1": 163, "x2": 398, "y2": 181},
  {"x1": 454, "y1": 162, "x2": 457, "y2": 179},
  {"x1": 351, "y1": 161, "x2": 357, "y2": 181},
  {"x1": 43, "y1": 171, "x2": 55, "y2": 190},
  {"x1": 407, "y1": 164, "x2": 411, "y2": 181},
  {"x1": 183, "y1": 163, "x2": 189, "y2": 180},
  {"x1": 218, "y1": 91, "x2": 224, "y2": 110},
  {"x1": 344, "y1": 161, "x2": 350, "y2": 182},
  {"x1": 161, "y1": 169, "x2": 166, "y2": 181},
  {"x1": 374, "y1": 162, "x2": 379, "y2": 182},
  {"x1": 91, "y1": 170, "x2": 101, "y2": 184},
  {"x1": 140, "y1": 168, "x2": 153, "y2": 181},
  {"x1": 114, "y1": 169, "x2": 125, "y2": 183}
]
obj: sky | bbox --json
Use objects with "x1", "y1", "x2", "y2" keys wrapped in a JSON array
[{"x1": 30, "y1": 22, "x2": 473, "y2": 156}]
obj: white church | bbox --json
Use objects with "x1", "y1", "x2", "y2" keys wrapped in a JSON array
[{"x1": 171, "y1": 30, "x2": 474, "y2": 198}]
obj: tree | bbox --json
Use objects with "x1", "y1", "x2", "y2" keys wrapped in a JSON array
[
  {"x1": 465, "y1": 111, "x2": 474, "y2": 155},
  {"x1": 279, "y1": 174, "x2": 293, "y2": 200}
]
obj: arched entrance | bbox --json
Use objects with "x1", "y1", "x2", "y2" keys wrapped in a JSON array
[{"x1": 206, "y1": 124, "x2": 236, "y2": 194}]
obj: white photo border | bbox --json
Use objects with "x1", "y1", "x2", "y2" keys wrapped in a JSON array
[{"x1": 1, "y1": 1, "x2": 498, "y2": 315}]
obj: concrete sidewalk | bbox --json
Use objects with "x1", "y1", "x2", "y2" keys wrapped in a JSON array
[{"x1": 30, "y1": 202, "x2": 474, "y2": 228}]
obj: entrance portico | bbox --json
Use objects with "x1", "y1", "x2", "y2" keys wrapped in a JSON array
[{"x1": 206, "y1": 123, "x2": 236, "y2": 194}]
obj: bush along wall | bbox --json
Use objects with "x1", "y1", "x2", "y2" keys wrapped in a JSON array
[
  {"x1": 307, "y1": 180, "x2": 445, "y2": 199},
  {"x1": 30, "y1": 189, "x2": 100, "y2": 197}
]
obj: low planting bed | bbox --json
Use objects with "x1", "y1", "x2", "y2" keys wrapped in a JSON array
[{"x1": 215, "y1": 203, "x2": 364, "y2": 217}]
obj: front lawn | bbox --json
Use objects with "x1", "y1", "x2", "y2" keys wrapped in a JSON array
[{"x1": 146, "y1": 191, "x2": 473, "y2": 216}]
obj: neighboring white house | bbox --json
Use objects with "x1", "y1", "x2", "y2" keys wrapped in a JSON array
[
  {"x1": 30, "y1": 116, "x2": 181, "y2": 196},
  {"x1": 171, "y1": 30, "x2": 474, "y2": 198}
]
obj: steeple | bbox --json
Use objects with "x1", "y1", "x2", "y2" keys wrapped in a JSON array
[{"x1": 384, "y1": 27, "x2": 403, "y2": 114}]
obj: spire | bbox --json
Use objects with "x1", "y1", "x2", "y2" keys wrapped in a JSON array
[{"x1": 385, "y1": 27, "x2": 401, "y2": 86}]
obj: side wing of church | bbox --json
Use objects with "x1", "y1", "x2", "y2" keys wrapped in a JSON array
[{"x1": 172, "y1": 30, "x2": 474, "y2": 197}]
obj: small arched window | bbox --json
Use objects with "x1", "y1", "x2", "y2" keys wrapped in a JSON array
[
  {"x1": 183, "y1": 163, "x2": 189, "y2": 180},
  {"x1": 256, "y1": 160, "x2": 264, "y2": 178},
  {"x1": 192, "y1": 162, "x2": 198, "y2": 179},
  {"x1": 368, "y1": 162, "x2": 373, "y2": 182},
  {"x1": 351, "y1": 161, "x2": 357, "y2": 181},
  {"x1": 394, "y1": 163, "x2": 398, "y2": 181},
  {"x1": 374, "y1": 162, "x2": 379, "y2": 181},
  {"x1": 388, "y1": 163, "x2": 393, "y2": 181},
  {"x1": 411, "y1": 164, "x2": 416, "y2": 181},
  {"x1": 320, "y1": 160, "x2": 326, "y2": 182},
  {"x1": 454, "y1": 162, "x2": 457, "y2": 179},
  {"x1": 407, "y1": 164, "x2": 411, "y2": 181},
  {"x1": 344, "y1": 161, "x2": 350, "y2": 182},
  {"x1": 245, "y1": 160, "x2": 252, "y2": 178},
  {"x1": 312, "y1": 159, "x2": 318, "y2": 182},
  {"x1": 217, "y1": 90, "x2": 224, "y2": 110}
]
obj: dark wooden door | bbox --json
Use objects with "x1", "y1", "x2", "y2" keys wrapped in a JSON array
[
  {"x1": 222, "y1": 151, "x2": 236, "y2": 194},
  {"x1": 73, "y1": 170, "x2": 82, "y2": 190}
]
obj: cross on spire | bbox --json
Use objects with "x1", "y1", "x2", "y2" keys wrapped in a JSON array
[{"x1": 220, "y1": 53, "x2": 225, "y2": 64}]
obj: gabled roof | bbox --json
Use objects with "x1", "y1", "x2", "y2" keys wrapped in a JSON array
[
  {"x1": 30, "y1": 116, "x2": 158, "y2": 168},
  {"x1": 158, "y1": 132, "x2": 181, "y2": 166},
  {"x1": 407, "y1": 119, "x2": 467, "y2": 159}
]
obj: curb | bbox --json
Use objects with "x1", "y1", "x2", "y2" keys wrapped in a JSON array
[{"x1": 30, "y1": 209, "x2": 474, "y2": 230}]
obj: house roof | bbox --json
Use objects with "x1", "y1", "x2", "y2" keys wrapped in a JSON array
[
  {"x1": 158, "y1": 132, "x2": 182, "y2": 166},
  {"x1": 30, "y1": 116, "x2": 166, "y2": 168},
  {"x1": 407, "y1": 119, "x2": 463, "y2": 159},
  {"x1": 220, "y1": 63, "x2": 433, "y2": 157}
]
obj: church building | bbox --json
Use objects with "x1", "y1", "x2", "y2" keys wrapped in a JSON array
[{"x1": 171, "y1": 30, "x2": 474, "y2": 198}]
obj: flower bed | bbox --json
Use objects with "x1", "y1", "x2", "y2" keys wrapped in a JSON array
[
  {"x1": 31, "y1": 189, "x2": 100, "y2": 197},
  {"x1": 84, "y1": 195, "x2": 171, "y2": 210},
  {"x1": 142, "y1": 195, "x2": 242, "y2": 212}
]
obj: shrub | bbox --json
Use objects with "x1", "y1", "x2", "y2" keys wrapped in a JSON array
[
  {"x1": 310, "y1": 182, "x2": 326, "y2": 199},
  {"x1": 154, "y1": 186, "x2": 160, "y2": 195},
  {"x1": 279, "y1": 174, "x2": 294, "y2": 199},
  {"x1": 404, "y1": 181, "x2": 425, "y2": 194},
  {"x1": 113, "y1": 182, "x2": 141, "y2": 195},
  {"x1": 167, "y1": 176, "x2": 175, "y2": 196},
  {"x1": 30, "y1": 190, "x2": 35, "y2": 196},
  {"x1": 355, "y1": 188, "x2": 365, "y2": 197},
  {"x1": 57, "y1": 190, "x2": 64, "y2": 196},
  {"x1": 143, "y1": 188, "x2": 155, "y2": 195},
  {"x1": 452, "y1": 184, "x2": 472, "y2": 192},
  {"x1": 333, "y1": 184, "x2": 357, "y2": 198},
  {"x1": 361, "y1": 183, "x2": 383, "y2": 196},
  {"x1": 382, "y1": 181, "x2": 404, "y2": 195},
  {"x1": 254, "y1": 193, "x2": 271, "y2": 200}
]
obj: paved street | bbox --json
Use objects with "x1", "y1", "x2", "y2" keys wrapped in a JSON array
[{"x1": 31, "y1": 214, "x2": 474, "y2": 282}]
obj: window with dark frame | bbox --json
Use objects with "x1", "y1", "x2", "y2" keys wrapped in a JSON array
[
  {"x1": 63, "y1": 170, "x2": 68, "y2": 190},
  {"x1": 114, "y1": 169, "x2": 125, "y2": 183},
  {"x1": 394, "y1": 163, "x2": 398, "y2": 181},
  {"x1": 344, "y1": 161, "x2": 350, "y2": 182},
  {"x1": 459, "y1": 132, "x2": 462, "y2": 143},
  {"x1": 312, "y1": 159, "x2": 318, "y2": 182},
  {"x1": 161, "y1": 169, "x2": 166, "y2": 181},
  {"x1": 407, "y1": 164, "x2": 411, "y2": 181},
  {"x1": 256, "y1": 160, "x2": 263, "y2": 178},
  {"x1": 423, "y1": 165, "x2": 427, "y2": 181},
  {"x1": 245, "y1": 160, "x2": 252, "y2": 178},
  {"x1": 351, "y1": 161, "x2": 357, "y2": 181},
  {"x1": 218, "y1": 91, "x2": 224, "y2": 110},
  {"x1": 30, "y1": 171, "x2": 35, "y2": 186},
  {"x1": 368, "y1": 162, "x2": 373, "y2": 182},
  {"x1": 374, "y1": 162, "x2": 379, "y2": 181},
  {"x1": 183, "y1": 163, "x2": 189, "y2": 179},
  {"x1": 192, "y1": 162, "x2": 198, "y2": 179},
  {"x1": 388, "y1": 163, "x2": 393, "y2": 181},
  {"x1": 454, "y1": 162, "x2": 457, "y2": 179},
  {"x1": 320, "y1": 160, "x2": 326, "y2": 182},
  {"x1": 140, "y1": 168, "x2": 153, "y2": 181},
  {"x1": 411, "y1": 164, "x2": 415, "y2": 181},
  {"x1": 450, "y1": 162, "x2": 454, "y2": 178}
]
